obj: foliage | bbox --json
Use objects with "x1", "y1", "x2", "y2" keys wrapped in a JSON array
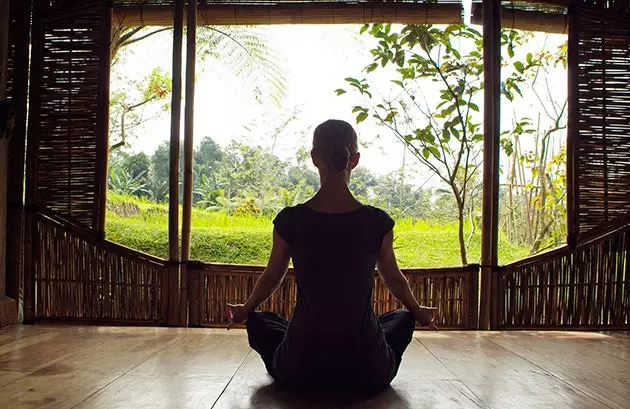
[
  {"x1": 337, "y1": 24, "x2": 538, "y2": 264},
  {"x1": 106, "y1": 193, "x2": 529, "y2": 267},
  {"x1": 500, "y1": 42, "x2": 568, "y2": 255},
  {"x1": 110, "y1": 67, "x2": 172, "y2": 152},
  {"x1": 109, "y1": 25, "x2": 287, "y2": 151}
]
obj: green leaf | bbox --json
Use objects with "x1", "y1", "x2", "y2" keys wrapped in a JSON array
[
  {"x1": 360, "y1": 24, "x2": 369, "y2": 35},
  {"x1": 468, "y1": 102, "x2": 480, "y2": 112},
  {"x1": 507, "y1": 45, "x2": 515, "y2": 59},
  {"x1": 365, "y1": 63, "x2": 378, "y2": 73},
  {"x1": 334, "y1": 89, "x2": 346, "y2": 96},
  {"x1": 384, "y1": 110, "x2": 397, "y2": 123},
  {"x1": 356, "y1": 112, "x2": 368, "y2": 124},
  {"x1": 514, "y1": 61, "x2": 525, "y2": 73},
  {"x1": 428, "y1": 146, "x2": 441, "y2": 159}
]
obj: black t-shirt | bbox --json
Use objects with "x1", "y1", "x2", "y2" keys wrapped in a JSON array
[{"x1": 271, "y1": 203, "x2": 397, "y2": 390}]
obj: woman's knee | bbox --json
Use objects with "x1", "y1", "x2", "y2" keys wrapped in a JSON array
[{"x1": 391, "y1": 309, "x2": 416, "y2": 330}]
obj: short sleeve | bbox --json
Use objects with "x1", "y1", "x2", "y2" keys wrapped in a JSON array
[
  {"x1": 374, "y1": 208, "x2": 395, "y2": 249},
  {"x1": 273, "y1": 207, "x2": 293, "y2": 245},
  {"x1": 379, "y1": 209, "x2": 395, "y2": 237}
]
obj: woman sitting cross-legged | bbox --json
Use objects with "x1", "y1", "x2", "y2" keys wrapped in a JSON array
[{"x1": 227, "y1": 119, "x2": 438, "y2": 394}]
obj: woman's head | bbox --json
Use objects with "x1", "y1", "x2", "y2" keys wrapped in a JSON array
[{"x1": 311, "y1": 119, "x2": 360, "y2": 174}]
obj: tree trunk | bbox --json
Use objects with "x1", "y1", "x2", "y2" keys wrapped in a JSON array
[{"x1": 454, "y1": 190, "x2": 468, "y2": 265}]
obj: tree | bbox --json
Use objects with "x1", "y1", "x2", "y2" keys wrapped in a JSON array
[
  {"x1": 372, "y1": 169, "x2": 432, "y2": 220},
  {"x1": 194, "y1": 136, "x2": 223, "y2": 177},
  {"x1": 109, "y1": 68, "x2": 172, "y2": 152},
  {"x1": 500, "y1": 42, "x2": 568, "y2": 253},
  {"x1": 109, "y1": 24, "x2": 287, "y2": 152},
  {"x1": 349, "y1": 167, "x2": 378, "y2": 202},
  {"x1": 338, "y1": 24, "x2": 538, "y2": 265}
]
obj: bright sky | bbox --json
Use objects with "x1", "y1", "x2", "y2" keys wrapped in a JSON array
[{"x1": 113, "y1": 21, "x2": 568, "y2": 187}]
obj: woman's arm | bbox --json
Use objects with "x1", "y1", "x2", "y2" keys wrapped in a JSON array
[
  {"x1": 376, "y1": 230, "x2": 438, "y2": 330},
  {"x1": 227, "y1": 228, "x2": 290, "y2": 327}
]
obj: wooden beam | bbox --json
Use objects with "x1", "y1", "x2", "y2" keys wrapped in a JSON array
[
  {"x1": 113, "y1": 2, "x2": 463, "y2": 27},
  {"x1": 566, "y1": 3, "x2": 578, "y2": 248},
  {"x1": 179, "y1": 0, "x2": 197, "y2": 327},
  {"x1": 94, "y1": 6, "x2": 112, "y2": 236},
  {"x1": 471, "y1": 3, "x2": 568, "y2": 34},
  {"x1": 167, "y1": 0, "x2": 184, "y2": 326},
  {"x1": 480, "y1": 0, "x2": 501, "y2": 331}
]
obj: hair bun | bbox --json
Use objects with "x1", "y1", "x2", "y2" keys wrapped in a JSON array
[{"x1": 330, "y1": 148, "x2": 350, "y2": 172}]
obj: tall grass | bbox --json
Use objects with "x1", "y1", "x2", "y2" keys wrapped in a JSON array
[{"x1": 105, "y1": 193, "x2": 530, "y2": 267}]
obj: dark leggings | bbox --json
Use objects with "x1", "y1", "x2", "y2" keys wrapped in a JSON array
[{"x1": 246, "y1": 309, "x2": 416, "y2": 385}]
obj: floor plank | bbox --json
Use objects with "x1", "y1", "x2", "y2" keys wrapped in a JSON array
[
  {"x1": 416, "y1": 332, "x2": 554, "y2": 381},
  {"x1": 488, "y1": 331, "x2": 630, "y2": 381},
  {"x1": 0, "y1": 325, "x2": 628, "y2": 409},
  {"x1": 73, "y1": 374, "x2": 231, "y2": 409}
]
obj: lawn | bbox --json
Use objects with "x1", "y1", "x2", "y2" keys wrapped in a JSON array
[{"x1": 105, "y1": 193, "x2": 530, "y2": 268}]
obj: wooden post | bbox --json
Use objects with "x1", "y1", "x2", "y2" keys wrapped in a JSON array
[
  {"x1": 566, "y1": 3, "x2": 579, "y2": 249},
  {"x1": 479, "y1": 0, "x2": 501, "y2": 330},
  {"x1": 6, "y1": 0, "x2": 31, "y2": 315},
  {"x1": 94, "y1": 5, "x2": 112, "y2": 237},
  {"x1": 167, "y1": 0, "x2": 185, "y2": 326},
  {"x1": 0, "y1": 0, "x2": 18, "y2": 327},
  {"x1": 180, "y1": 0, "x2": 197, "y2": 326},
  {"x1": 23, "y1": 14, "x2": 45, "y2": 324}
]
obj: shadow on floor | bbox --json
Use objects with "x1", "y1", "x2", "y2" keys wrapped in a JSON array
[{"x1": 249, "y1": 383, "x2": 412, "y2": 408}]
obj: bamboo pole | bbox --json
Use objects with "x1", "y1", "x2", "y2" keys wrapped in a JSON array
[
  {"x1": 167, "y1": 0, "x2": 185, "y2": 326},
  {"x1": 470, "y1": 3, "x2": 568, "y2": 34},
  {"x1": 112, "y1": 3, "x2": 463, "y2": 27},
  {"x1": 566, "y1": 3, "x2": 578, "y2": 248},
  {"x1": 22, "y1": 15, "x2": 45, "y2": 324},
  {"x1": 480, "y1": 0, "x2": 502, "y2": 330},
  {"x1": 0, "y1": 0, "x2": 18, "y2": 327},
  {"x1": 179, "y1": 0, "x2": 197, "y2": 327},
  {"x1": 6, "y1": 0, "x2": 31, "y2": 309},
  {"x1": 94, "y1": 5, "x2": 112, "y2": 236}
]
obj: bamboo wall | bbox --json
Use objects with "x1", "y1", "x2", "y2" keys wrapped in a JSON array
[
  {"x1": 26, "y1": 1, "x2": 110, "y2": 231},
  {"x1": 571, "y1": 4, "x2": 630, "y2": 239},
  {"x1": 495, "y1": 216, "x2": 630, "y2": 329},
  {"x1": 188, "y1": 263, "x2": 479, "y2": 329},
  {"x1": 34, "y1": 211, "x2": 167, "y2": 323}
]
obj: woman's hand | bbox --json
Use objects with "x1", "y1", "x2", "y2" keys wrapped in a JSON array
[
  {"x1": 226, "y1": 303, "x2": 249, "y2": 330},
  {"x1": 414, "y1": 306, "x2": 438, "y2": 331}
]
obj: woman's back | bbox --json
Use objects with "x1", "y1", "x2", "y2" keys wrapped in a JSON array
[
  {"x1": 272, "y1": 204, "x2": 397, "y2": 390},
  {"x1": 230, "y1": 119, "x2": 433, "y2": 394}
]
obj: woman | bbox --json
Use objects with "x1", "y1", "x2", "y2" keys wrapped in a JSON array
[{"x1": 227, "y1": 119, "x2": 437, "y2": 393}]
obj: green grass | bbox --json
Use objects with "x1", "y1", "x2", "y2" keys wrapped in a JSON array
[{"x1": 105, "y1": 193, "x2": 530, "y2": 267}]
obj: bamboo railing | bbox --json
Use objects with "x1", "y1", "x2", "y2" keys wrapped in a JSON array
[
  {"x1": 33, "y1": 211, "x2": 168, "y2": 324},
  {"x1": 494, "y1": 214, "x2": 630, "y2": 329},
  {"x1": 188, "y1": 262, "x2": 479, "y2": 329}
]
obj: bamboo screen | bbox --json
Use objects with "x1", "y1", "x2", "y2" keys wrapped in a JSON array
[
  {"x1": 189, "y1": 263, "x2": 479, "y2": 329},
  {"x1": 470, "y1": 1, "x2": 568, "y2": 33},
  {"x1": 112, "y1": 0, "x2": 464, "y2": 26},
  {"x1": 574, "y1": 6, "x2": 630, "y2": 237},
  {"x1": 35, "y1": 211, "x2": 167, "y2": 323},
  {"x1": 28, "y1": 3, "x2": 109, "y2": 230},
  {"x1": 496, "y1": 215, "x2": 630, "y2": 329}
]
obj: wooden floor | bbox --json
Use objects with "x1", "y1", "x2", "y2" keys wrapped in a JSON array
[{"x1": 0, "y1": 326, "x2": 629, "y2": 409}]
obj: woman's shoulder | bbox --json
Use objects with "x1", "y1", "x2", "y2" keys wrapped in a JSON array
[{"x1": 363, "y1": 205, "x2": 392, "y2": 218}]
